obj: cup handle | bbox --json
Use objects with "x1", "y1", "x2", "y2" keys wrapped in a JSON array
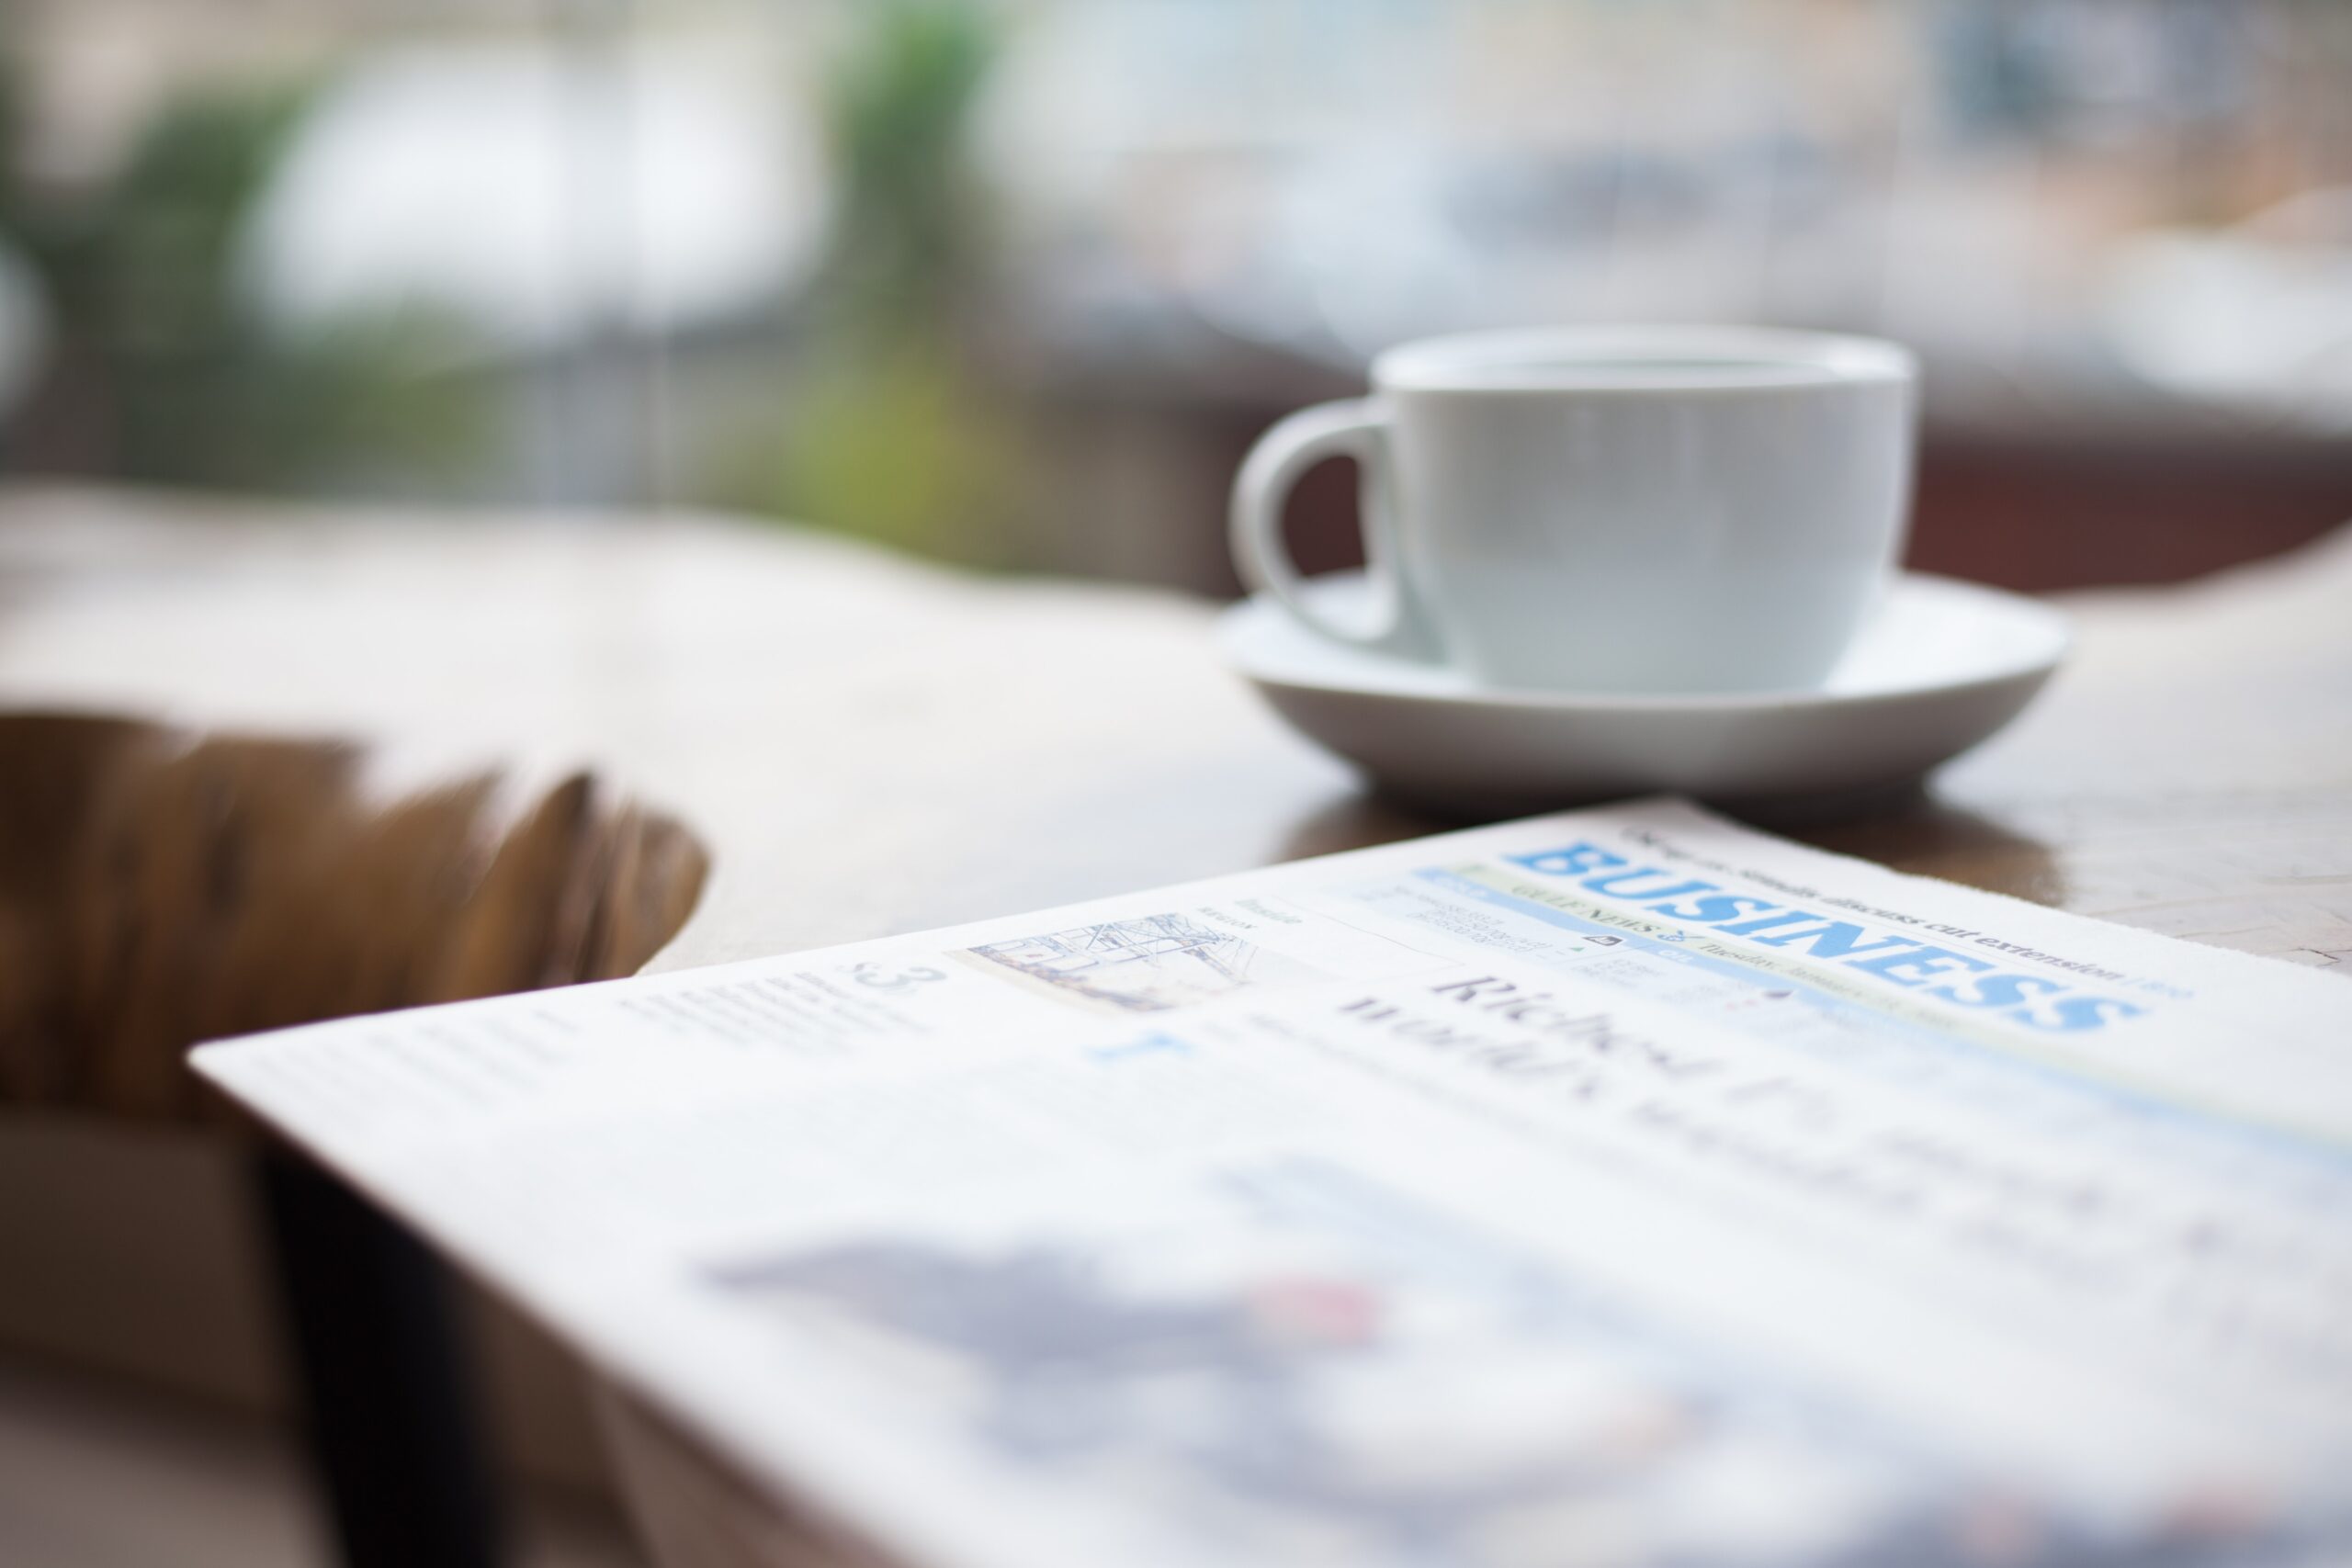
[{"x1": 1229, "y1": 399, "x2": 1434, "y2": 660}]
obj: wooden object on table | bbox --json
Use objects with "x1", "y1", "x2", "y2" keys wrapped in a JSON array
[
  {"x1": 0, "y1": 713, "x2": 707, "y2": 1124},
  {"x1": 1, "y1": 484, "x2": 2347, "y2": 1567}
]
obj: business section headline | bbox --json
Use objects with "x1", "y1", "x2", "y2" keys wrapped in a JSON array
[{"x1": 1509, "y1": 841, "x2": 2149, "y2": 1034}]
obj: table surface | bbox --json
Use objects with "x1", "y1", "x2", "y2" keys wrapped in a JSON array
[
  {"x1": 7, "y1": 483, "x2": 2350, "y2": 1566},
  {"x1": 4, "y1": 485, "x2": 2347, "y2": 978}
]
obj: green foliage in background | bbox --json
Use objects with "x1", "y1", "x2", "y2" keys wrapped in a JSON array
[
  {"x1": 0, "y1": 59, "x2": 486, "y2": 491},
  {"x1": 728, "y1": 0, "x2": 1031, "y2": 567},
  {"x1": 754, "y1": 340, "x2": 1021, "y2": 564},
  {"x1": 821, "y1": 0, "x2": 996, "y2": 338}
]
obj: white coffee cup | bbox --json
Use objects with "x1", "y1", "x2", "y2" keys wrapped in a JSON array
[{"x1": 1229, "y1": 325, "x2": 1917, "y2": 694}]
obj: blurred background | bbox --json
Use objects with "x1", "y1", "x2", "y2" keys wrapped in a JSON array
[
  {"x1": 2, "y1": 4, "x2": 2350, "y2": 1565},
  {"x1": 2, "y1": 0, "x2": 2348, "y2": 592}
]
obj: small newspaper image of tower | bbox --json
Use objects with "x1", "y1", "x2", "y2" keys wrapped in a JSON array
[{"x1": 963, "y1": 912, "x2": 1326, "y2": 1012}]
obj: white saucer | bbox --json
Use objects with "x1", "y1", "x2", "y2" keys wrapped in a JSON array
[{"x1": 1219, "y1": 571, "x2": 2068, "y2": 818}]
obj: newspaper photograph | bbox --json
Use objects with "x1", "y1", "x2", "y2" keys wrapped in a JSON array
[{"x1": 194, "y1": 798, "x2": 2352, "y2": 1568}]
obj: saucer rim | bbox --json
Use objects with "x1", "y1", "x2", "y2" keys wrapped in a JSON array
[{"x1": 1217, "y1": 571, "x2": 2070, "y2": 714}]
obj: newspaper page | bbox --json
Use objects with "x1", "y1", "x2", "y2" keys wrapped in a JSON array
[{"x1": 195, "y1": 797, "x2": 2352, "y2": 1568}]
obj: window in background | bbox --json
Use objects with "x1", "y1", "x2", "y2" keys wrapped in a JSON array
[{"x1": 0, "y1": 0, "x2": 2346, "y2": 591}]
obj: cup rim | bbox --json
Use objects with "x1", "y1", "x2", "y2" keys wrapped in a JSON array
[{"x1": 1373, "y1": 324, "x2": 1916, "y2": 394}]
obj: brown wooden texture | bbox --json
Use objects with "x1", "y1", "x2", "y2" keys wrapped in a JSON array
[
  {"x1": 0, "y1": 710, "x2": 707, "y2": 1124},
  {"x1": 6, "y1": 487, "x2": 2345, "y2": 980}
]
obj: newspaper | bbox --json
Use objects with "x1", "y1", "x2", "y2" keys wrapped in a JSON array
[{"x1": 195, "y1": 798, "x2": 2352, "y2": 1568}]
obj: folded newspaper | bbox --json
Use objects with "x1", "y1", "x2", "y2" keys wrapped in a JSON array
[{"x1": 196, "y1": 798, "x2": 2352, "y2": 1568}]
